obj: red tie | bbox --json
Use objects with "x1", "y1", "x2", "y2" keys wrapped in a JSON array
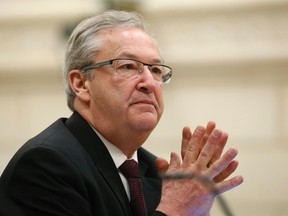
[{"x1": 119, "y1": 160, "x2": 148, "y2": 216}]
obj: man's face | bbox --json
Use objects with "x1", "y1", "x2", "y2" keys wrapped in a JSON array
[{"x1": 85, "y1": 27, "x2": 164, "y2": 142}]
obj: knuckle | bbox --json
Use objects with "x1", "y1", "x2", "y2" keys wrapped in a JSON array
[
  {"x1": 200, "y1": 151, "x2": 209, "y2": 158},
  {"x1": 210, "y1": 163, "x2": 220, "y2": 173},
  {"x1": 187, "y1": 145, "x2": 196, "y2": 152}
]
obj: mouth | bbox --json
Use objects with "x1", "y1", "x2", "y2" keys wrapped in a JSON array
[{"x1": 131, "y1": 100, "x2": 157, "y2": 109}]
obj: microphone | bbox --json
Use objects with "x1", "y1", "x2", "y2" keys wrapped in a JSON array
[{"x1": 161, "y1": 173, "x2": 235, "y2": 216}]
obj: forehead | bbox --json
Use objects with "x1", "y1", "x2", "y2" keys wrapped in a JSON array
[{"x1": 98, "y1": 27, "x2": 162, "y2": 62}]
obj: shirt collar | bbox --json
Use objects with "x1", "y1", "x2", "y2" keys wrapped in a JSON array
[{"x1": 92, "y1": 127, "x2": 138, "y2": 168}]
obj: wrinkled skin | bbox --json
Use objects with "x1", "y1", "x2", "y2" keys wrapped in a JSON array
[{"x1": 156, "y1": 122, "x2": 243, "y2": 216}]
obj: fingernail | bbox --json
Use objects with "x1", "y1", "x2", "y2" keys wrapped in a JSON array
[
  {"x1": 228, "y1": 148, "x2": 238, "y2": 156},
  {"x1": 212, "y1": 129, "x2": 221, "y2": 137}
]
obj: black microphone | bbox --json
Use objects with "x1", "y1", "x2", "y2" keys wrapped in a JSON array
[{"x1": 161, "y1": 173, "x2": 235, "y2": 216}]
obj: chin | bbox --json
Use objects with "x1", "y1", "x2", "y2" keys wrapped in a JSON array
[
  {"x1": 138, "y1": 123, "x2": 157, "y2": 132},
  {"x1": 133, "y1": 116, "x2": 158, "y2": 132}
]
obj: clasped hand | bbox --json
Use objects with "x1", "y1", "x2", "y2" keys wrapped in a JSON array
[{"x1": 156, "y1": 122, "x2": 244, "y2": 216}]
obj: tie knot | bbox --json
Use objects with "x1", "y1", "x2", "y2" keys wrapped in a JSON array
[{"x1": 119, "y1": 159, "x2": 140, "y2": 178}]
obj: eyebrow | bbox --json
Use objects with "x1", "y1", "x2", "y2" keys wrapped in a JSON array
[{"x1": 115, "y1": 52, "x2": 163, "y2": 64}]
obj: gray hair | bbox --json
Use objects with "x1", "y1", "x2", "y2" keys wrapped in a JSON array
[{"x1": 63, "y1": 10, "x2": 149, "y2": 111}]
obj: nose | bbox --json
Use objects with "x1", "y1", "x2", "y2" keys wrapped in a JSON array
[{"x1": 136, "y1": 66, "x2": 158, "y2": 93}]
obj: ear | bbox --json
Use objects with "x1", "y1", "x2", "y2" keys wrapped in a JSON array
[{"x1": 69, "y1": 70, "x2": 90, "y2": 103}]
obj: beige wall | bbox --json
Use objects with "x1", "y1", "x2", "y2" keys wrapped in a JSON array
[{"x1": 1, "y1": 0, "x2": 287, "y2": 215}]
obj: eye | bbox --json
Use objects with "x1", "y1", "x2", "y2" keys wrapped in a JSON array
[
  {"x1": 123, "y1": 63, "x2": 136, "y2": 70},
  {"x1": 150, "y1": 66, "x2": 163, "y2": 75},
  {"x1": 116, "y1": 60, "x2": 138, "y2": 71}
]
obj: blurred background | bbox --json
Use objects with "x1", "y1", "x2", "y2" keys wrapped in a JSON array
[{"x1": 0, "y1": 0, "x2": 288, "y2": 215}]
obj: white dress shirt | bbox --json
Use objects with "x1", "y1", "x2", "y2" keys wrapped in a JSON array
[{"x1": 93, "y1": 128, "x2": 138, "y2": 201}]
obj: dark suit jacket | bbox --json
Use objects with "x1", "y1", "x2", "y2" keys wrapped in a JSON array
[
  {"x1": 0, "y1": 186, "x2": 25, "y2": 216},
  {"x1": 0, "y1": 112, "x2": 165, "y2": 216}
]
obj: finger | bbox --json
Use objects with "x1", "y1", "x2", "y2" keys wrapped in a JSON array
[
  {"x1": 168, "y1": 152, "x2": 181, "y2": 172},
  {"x1": 215, "y1": 175, "x2": 244, "y2": 194},
  {"x1": 214, "y1": 160, "x2": 239, "y2": 182},
  {"x1": 182, "y1": 122, "x2": 215, "y2": 160},
  {"x1": 201, "y1": 121, "x2": 216, "y2": 145},
  {"x1": 181, "y1": 126, "x2": 192, "y2": 159},
  {"x1": 196, "y1": 129, "x2": 222, "y2": 168},
  {"x1": 208, "y1": 132, "x2": 228, "y2": 165},
  {"x1": 182, "y1": 126, "x2": 206, "y2": 165},
  {"x1": 205, "y1": 148, "x2": 238, "y2": 179},
  {"x1": 156, "y1": 157, "x2": 169, "y2": 174}
]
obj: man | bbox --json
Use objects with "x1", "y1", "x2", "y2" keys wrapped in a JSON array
[
  {"x1": 0, "y1": 10, "x2": 243, "y2": 216},
  {"x1": 0, "y1": 186, "x2": 24, "y2": 216}
]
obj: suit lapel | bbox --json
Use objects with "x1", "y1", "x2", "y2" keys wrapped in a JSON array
[
  {"x1": 138, "y1": 148, "x2": 162, "y2": 215},
  {"x1": 65, "y1": 112, "x2": 132, "y2": 216}
]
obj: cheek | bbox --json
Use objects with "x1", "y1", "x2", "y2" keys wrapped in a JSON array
[
  {"x1": 158, "y1": 102, "x2": 164, "y2": 121},
  {"x1": 156, "y1": 88, "x2": 164, "y2": 114},
  {"x1": 90, "y1": 79, "x2": 129, "y2": 112},
  {"x1": 113, "y1": 78, "x2": 136, "y2": 100},
  {"x1": 88, "y1": 80, "x2": 111, "y2": 108}
]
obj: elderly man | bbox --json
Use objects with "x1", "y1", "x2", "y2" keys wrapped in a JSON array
[{"x1": 0, "y1": 10, "x2": 243, "y2": 216}]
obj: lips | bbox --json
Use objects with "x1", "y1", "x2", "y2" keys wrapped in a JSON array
[{"x1": 131, "y1": 99, "x2": 157, "y2": 109}]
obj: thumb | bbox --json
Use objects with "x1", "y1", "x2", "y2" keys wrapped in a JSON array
[{"x1": 156, "y1": 157, "x2": 169, "y2": 174}]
